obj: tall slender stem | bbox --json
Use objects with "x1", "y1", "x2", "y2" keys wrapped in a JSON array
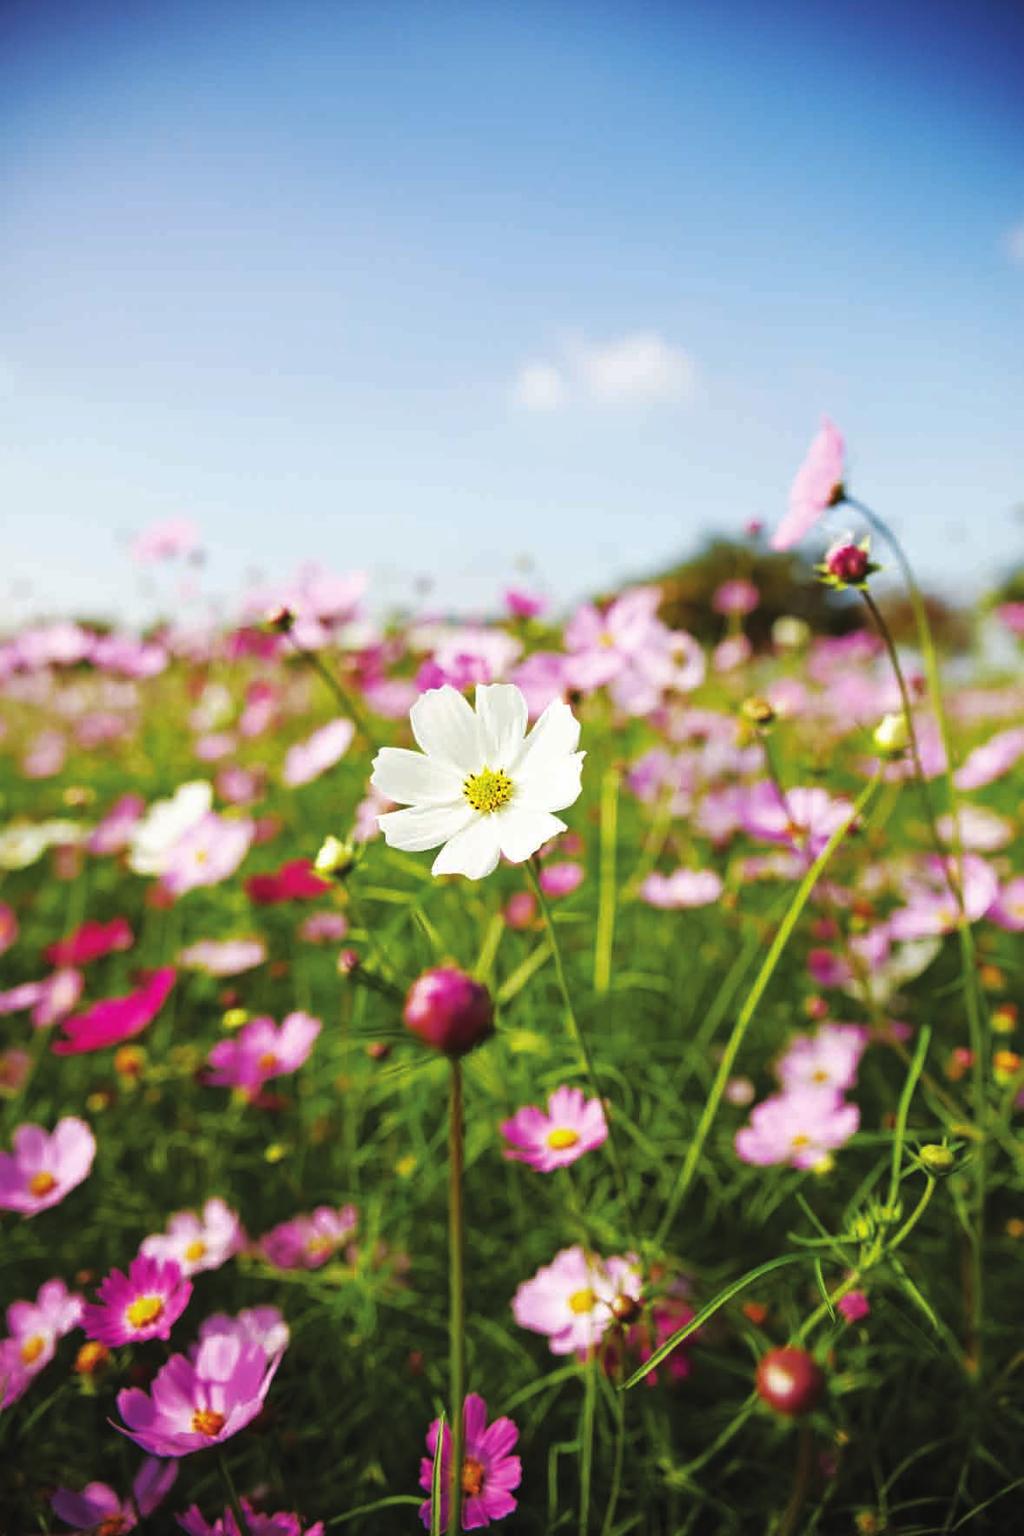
[
  {"x1": 593, "y1": 766, "x2": 619, "y2": 996},
  {"x1": 217, "y1": 1449, "x2": 252, "y2": 1536},
  {"x1": 284, "y1": 629, "x2": 377, "y2": 749},
  {"x1": 448, "y1": 1060, "x2": 465, "y2": 1536}
]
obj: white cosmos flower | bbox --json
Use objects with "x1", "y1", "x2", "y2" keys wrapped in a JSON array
[{"x1": 371, "y1": 684, "x2": 584, "y2": 880}]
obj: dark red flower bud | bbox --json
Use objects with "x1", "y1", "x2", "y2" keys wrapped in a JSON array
[
  {"x1": 402, "y1": 966, "x2": 494, "y2": 1057},
  {"x1": 825, "y1": 543, "x2": 870, "y2": 585},
  {"x1": 755, "y1": 1346, "x2": 825, "y2": 1416}
]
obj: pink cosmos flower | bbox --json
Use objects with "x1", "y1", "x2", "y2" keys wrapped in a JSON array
[
  {"x1": 45, "y1": 917, "x2": 134, "y2": 968},
  {"x1": 937, "y1": 806, "x2": 1013, "y2": 853},
  {"x1": 624, "y1": 1284, "x2": 697, "y2": 1386},
  {"x1": 1, "y1": 1277, "x2": 84, "y2": 1408},
  {"x1": 776, "y1": 1024, "x2": 868, "y2": 1095},
  {"x1": 504, "y1": 587, "x2": 546, "y2": 619},
  {"x1": 502, "y1": 891, "x2": 537, "y2": 930},
  {"x1": 734, "y1": 1089, "x2": 859, "y2": 1170},
  {"x1": 0, "y1": 902, "x2": 18, "y2": 956},
  {"x1": 740, "y1": 782, "x2": 854, "y2": 861},
  {"x1": 178, "y1": 1501, "x2": 323, "y2": 1536},
  {"x1": 160, "y1": 814, "x2": 253, "y2": 896},
  {"x1": 713, "y1": 579, "x2": 759, "y2": 616},
  {"x1": 206, "y1": 1012, "x2": 322, "y2": 1098},
  {"x1": 995, "y1": 601, "x2": 1024, "y2": 638},
  {"x1": 245, "y1": 859, "x2": 331, "y2": 905},
  {"x1": 88, "y1": 793, "x2": 146, "y2": 855},
  {"x1": 508, "y1": 651, "x2": 570, "y2": 718},
  {"x1": 53, "y1": 968, "x2": 176, "y2": 1054},
  {"x1": 501, "y1": 1086, "x2": 608, "y2": 1173},
  {"x1": 132, "y1": 517, "x2": 201, "y2": 563},
  {"x1": 772, "y1": 417, "x2": 845, "y2": 550},
  {"x1": 115, "y1": 1326, "x2": 283, "y2": 1457},
  {"x1": 0, "y1": 968, "x2": 85, "y2": 1028},
  {"x1": 417, "y1": 1393, "x2": 521, "y2": 1531},
  {"x1": 512, "y1": 1245, "x2": 642, "y2": 1358},
  {"x1": 712, "y1": 635, "x2": 753, "y2": 673},
  {"x1": 298, "y1": 911, "x2": 349, "y2": 943},
  {"x1": 837, "y1": 1291, "x2": 870, "y2": 1324},
  {"x1": 564, "y1": 588, "x2": 704, "y2": 715},
  {"x1": 197, "y1": 1307, "x2": 290, "y2": 1358},
  {"x1": 52, "y1": 1458, "x2": 178, "y2": 1532},
  {"x1": 639, "y1": 868, "x2": 723, "y2": 909},
  {"x1": 259, "y1": 1205, "x2": 358, "y2": 1270},
  {"x1": 141, "y1": 1198, "x2": 247, "y2": 1276},
  {"x1": 82, "y1": 1255, "x2": 192, "y2": 1346},
  {"x1": 537, "y1": 861, "x2": 584, "y2": 898},
  {"x1": 23, "y1": 728, "x2": 68, "y2": 779},
  {"x1": 987, "y1": 877, "x2": 1024, "y2": 933},
  {"x1": 179, "y1": 939, "x2": 267, "y2": 976},
  {"x1": 888, "y1": 853, "x2": 999, "y2": 941},
  {"x1": 0, "y1": 1117, "x2": 96, "y2": 1216},
  {"x1": 283, "y1": 719, "x2": 356, "y2": 787},
  {"x1": 953, "y1": 727, "x2": 1024, "y2": 790}
]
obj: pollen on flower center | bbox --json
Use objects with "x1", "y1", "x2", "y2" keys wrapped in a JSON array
[
  {"x1": 462, "y1": 767, "x2": 514, "y2": 815},
  {"x1": 191, "y1": 1408, "x2": 226, "y2": 1437},
  {"x1": 257, "y1": 1052, "x2": 278, "y2": 1071},
  {"x1": 28, "y1": 1170, "x2": 57, "y2": 1197},
  {"x1": 461, "y1": 1456, "x2": 486, "y2": 1496},
  {"x1": 791, "y1": 1133, "x2": 811, "y2": 1149},
  {"x1": 305, "y1": 1235, "x2": 336, "y2": 1258},
  {"x1": 97, "y1": 1518, "x2": 128, "y2": 1536},
  {"x1": 126, "y1": 1294, "x2": 165, "y2": 1329},
  {"x1": 21, "y1": 1334, "x2": 46, "y2": 1365},
  {"x1": 568, "y1": 1286, "x2": 596, "y2": 1315},
  {"x1": 185, "y1": 1240, "x2": 207, "y2": 1262},
  {"x1": 547, "y1": 1127, "x2": 580, "y2": 1151}
]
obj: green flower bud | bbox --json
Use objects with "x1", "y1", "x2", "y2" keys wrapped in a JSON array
[{"x1": 918, "y1": 1143, "x2": 955, "y2": 1174}]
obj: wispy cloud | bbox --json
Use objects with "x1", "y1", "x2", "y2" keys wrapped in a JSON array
[
  {"x1": 1006, "y1": 221, "x2": 1024, "y2": 267},
  {"x1": 512, "y1": 330, "x2": 696, "y2": 411}
]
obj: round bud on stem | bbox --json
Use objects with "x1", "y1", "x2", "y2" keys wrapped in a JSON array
[
  {"x1": 315, "y1": 835, "x2": 357, "y2": 879},
  {"x1": 918, "y1": 1143, "x2": 955, "y2": 1174},
  {"x1": 610, "y1": 1293, "x2": 642, "y2": 1325},
  {"x1": 755, "y1": 1346, "x2": 825, "y2": 1417},
  {"x1": 741, "y1": 696, "x2": 776, "y2": 728},
  {"x1": 402, "y1": 967, "x2": 495, "y2": 1057},
  {"x1": 265, "y1": 605, "x2": 295, "y2": 633},
  {"x1": 872, "y1": 712, "x2": 910, "y2": 757}
]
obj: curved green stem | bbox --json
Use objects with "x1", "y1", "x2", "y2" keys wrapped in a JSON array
[{"x1": 448, "y1": 1061, "x2": 465, "y2": 1536}]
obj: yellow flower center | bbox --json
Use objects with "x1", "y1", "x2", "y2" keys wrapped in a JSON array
[
  {"x1": 20, "y1": 1334, "x2": 46, "y2": 1365},
  {"x1": 547, "y1": 1127, "x2": 580, "y2": 1151},
  {"x1": 191, "y1": 1408, "x2": 226, "y2": 1437},
  {"x1": 305, "y1": 1235, "x2": 337, "y2": 1258},
  {"x1": 126, "y1": 1294, "x2": 165, "y2": 1329},
  {"x1": 463, "y1": 767, "x2": 514, "y2": 815},
  {"x1": 461, "y1": 1457, "x2": 486, "y2": 1496},
  {"x1": 185, "y1": 1239, "x2": 207, "y2": 1262},
  {"x1": 791, "y1": 1134, "x2": 811, "y2": 1149},
  {"x1": 568, "y1": 1287, "x2": 596, "y2": 1315},
  {"x1": 97, "y1": 1520, "x2": 128, "y2": 1536},
  {"x1": 257, "y1": 1052, "x2": 278, "y2": 1071},
  {"x1": 810, "y1": 1069, "x2": 829, "y2": 1083},
  {"x1": 28, "y1": 1171, "x2": 57, "y2": 1197}
]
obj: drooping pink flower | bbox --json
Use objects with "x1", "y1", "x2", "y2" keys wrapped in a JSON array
[
  {"x1": 88, "y1": 794, "x2": 146, "y2": 855},
  {"x1": 512, "y1": 1245, "x2": 642, "y2": 1358},
  {"x1": 177, "y1": 1501, "x2": 323, "y2": 1536},
  {"x1": 82, "y1": 1255, "x2": 192, "y2": 1346},
  {"x1": 1, "y1": 1277, "x2": 84, "y2": 1408},
  {"x1": 418, "y1": 1393, "x2": 522, "y2": 1531},
  {"x1": 734, "y1": 1089, "x2": 859, "y2": 1170},
  {"x1": 179, "y1": 939, "x2": 267, "y2": 976},
  {"x1": 537, "y1": 861, "x2": 584, "y2": 898},
  {"x1": 259, "y1": 1205, "x2": 358, "y2": 1270},
  {"x1": 52, "y1": 1458, "x2": 178, "y2": 1532},
  {"x1": 53, "y1": 968, "x2": 176, "y2": 1054},
  {"x1": 115, "y1": 1326, "x2": 283, "y2": 1457},
  {"x1": 206, "y1": 1012, "x2": 322, "y2": 1097},
  {"x1": 501, "y1": 1086, "x2": 608, "y2": 1173},
  {"x1": 953, "y1": 727, "x2": 1024, "y2": 790},
  {"x1": 45, "y1": 917, "x2": 134, "y2": 969},
  {"x1": 160, "y1": 814, "x2": 253, "y2": 896},
  {"x1": 0, "y1": 1118, "x2": 96, "y2": 1216},
  {"x1": 639, "y1": 868, "x2": 723, "y2": 909},
  {"x1": 283, "y1": 719, "x2": 356, "y2": 787},
  {"x1": 772, "y1": 417, "x2": 845, "y2": 550},
  {"x1": 141, "y1": 1198, "x2": 246, "y2": 1276},
  {"x1": 776, "y1": 1024, "x2": 868, "y2": 1095},
  {"x1": 245, "y1": 859, "x2": 331, "y2": 905}
]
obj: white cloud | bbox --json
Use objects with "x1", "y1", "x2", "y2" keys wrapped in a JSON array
[
  {"x1": 1006, "y1": 221, "x2": 1024, "y2": 267},
  {"x1": 512, "y1": 330, "x2": 696, "y2": 411}
]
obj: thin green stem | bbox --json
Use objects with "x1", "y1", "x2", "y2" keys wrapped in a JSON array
[
  {"x1": 886, "y1": 1025, "x2": 933, "y2": 1211},
  {"x1": 448, "y1": 1061, "x2": 465, "y2": 1536},
  {"x1": 578, "y1": 1348, "x2": 598, "y2": 1536},
  {"x1": 285, "y1": 629, "x2": 377, "y2": 749},
  {"x1": 599, "y1": 1362, "x2": 626, "y2": 1536},
  {"x1": 593, "y1": 766, "x2": 619, "y2": 996},
  {"x1": 217, "y1": 1449, "x2": 252, "y2": 1536}
]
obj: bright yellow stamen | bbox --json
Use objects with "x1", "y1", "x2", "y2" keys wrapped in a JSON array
[
  {"x1": 462, "y1": 1457, "x2": 486, "y2": 1496},
  {"x1": 463, "y1": 767, "x2": 514, "y2": 815},
  {"x1": 20, "y1": 1334, "x2": 46, "y2": 1365},
  {"x1": 191, "y1": 1408, "x2": 226, "y2": 1437},
  {"x1": 97, "y1": 1519, "x2": 128, "y2": 1536},
  {"x1": 185, "y1": 1240, "x2": 207, "y2": 1262},
  {"x1": 791, "y1": 1134, "x2": 811, "y2": 1149},
  {"x1": 126, "y1": 1294, "x2": 165, "y2": 1329},
  {"x1": 568, "y1": 1287, "x2": 596, "y2": 1315},
  {"x1": 547, "y1": 1127, "x2": 580, "y2": 1151},
  {"x1": 28, "y1": 1171, "x2": 57, "y2": 1197},
  {"x1": 305, "y1": 1235, "x2": 336, "y2": 1258}
]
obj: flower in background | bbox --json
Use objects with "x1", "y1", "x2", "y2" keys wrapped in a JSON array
[
  {"x1": 0, "y1": 1118, "x2": 96, "y2": 1216},
  {"x1": 52, "y1": 1458, "x2": 178, "y2": 1533},
  {"x1": 712, "y1": 579, "x2": 759, "y2": 616},
  {"x1": 417, "y1": 1393, "x2": 521, "y2": 1531},
  {"x1": 513, "y1": 1245, "x2": 642, "y2": 1358},
  {"x1": 501, "y1": 1086, "x2": 608, "y2": 1173},
  {"x1": 298, "y1": 911, "x2": 349, "y2": 944},
  {"x1": 128, "y1": 782, "x2": 213, "y2": 877},
  {"x1": 0, "y1": 902, "x2": 18, "y2": 956},
  {"x1": 179, "y1": 938, "x2": 267, "y2": 976},
  {"x1": 953, "y1": 727, "x2": 1024, "y2": 790},
  {"x1": 45, "y1": 917, "x2": 134, "y2": 968},
  {"x1": 0, "y1": 1049, "x2": 31, "y2": 1097},
  {"x1": 259, "y1": 1205, "x2": 358, "y2": 1270},
  {"x1": 987, "y1": 877, "x2": 1024, "y2": 933},
  {"x1": 639, "y1": 868, "x2": 723, "y2": 909},
  {"x1": 197, "y1": 1307, "x2": 290, "y2": 1358},
  {"x1": 373, "y1": 683, "x2": 584, "y2": 881},
  {"x1": 53, "y1": 968, "x2": 176, "y2": 1054},
  {"x1": 82, "y1": 1255, "x2": 192, "y2": 1347},
  {"x1": 772, "y1": 417, "x2": 845, "y2": 550},
  {"x1": 245, "y1": 859, "x2": 331, "y2": 904},
  {"x1": 740, "y1": 782, "x2": 854, "y2": 862},
  {"x1": 563, "y1": 586, "x2": 704, "y2": 715},
  {"x1": 734, "y1": 1089, "x2": 859, "y2": 1170},
  {"x1": 1, "y1": 1278, "x2": 84, "y2": 1409},
  {"x1": 888, "y1": 853, "x2": 999, "y2": 941},
  {"x1": 0, "y1": 968, "x2": 85, "y2": 1029},
  {"x1": 178, "y1": 1501, "x2": 323, "y2": 1536},
  {"x1": 206, "y1": 1012, "x2": 322, "y2": 1098},
  {"x1": 141, "y1": 1198, "x2": 247, "y2": 1276},
  {"x1": 283, "y1": 719, "x2": 356, "y2": 787},
  {"x1": 88, "y1": 794, "x2": 146, "y2": 855},
  {"x1": 837, "y1": 1290, "x2": 870, "y2": 1324},
  {"x1": 160, "y1": 813, "x2": 253, "y2": 896},
  {"x1": 132, "y1": 517, "x2": 201, "y2": 563},
  {"x1": 537, "y1": 860, "x2": 584, "y2": 898},
  {"x1": 504, "y1": 587, "x2": 546, "y2": 619},
  {"x1": 776, "y1": 1024, "x2": 868, "y2": 1095}
]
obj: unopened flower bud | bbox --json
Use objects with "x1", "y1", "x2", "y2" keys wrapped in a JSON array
[
  {"x1": 265, "y1": 605, "x2": 294, "y2": 633},
  {"x1": 772, "y1": 616, "x2": 810, "y2": 651},
  {"x1": 113, "y1": 1044, "x2": 146, "y2": 1080},
  {"x1": 337, "y1": 948, "x2": 361, "y2": 975},
  {"x1": 872, "y1": 713, "x2": 909, "y2": 757},
  {"x1": 741, "y1": 696, "x2": 776, "y2": 728},
  {"x1": 402, "y1": 966, "x2": 494, "y2": 1057},
  {"x1": 610, "y1": 1293, "x2": 642, "y2": 1325},
  {"x1": 819, "y1": 536, "x2": 877, "y2": 589},
  {"x1": 755, "y1": 1346, "x2": 825, "y2": 1417},
  {"x1": 918, "y1": 1143, "x2": 955, "y2": 1174},
  {"x1": 74, "y1": 1340, "x2": 111, "y2": 1376},
  {"x1": 315, "y1": 835, "x2": 357, "y2": 879}
]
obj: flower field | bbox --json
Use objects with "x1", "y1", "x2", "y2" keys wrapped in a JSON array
[{"x1": 2, "y1": 429, "x2": 1023, "y2": 1534}]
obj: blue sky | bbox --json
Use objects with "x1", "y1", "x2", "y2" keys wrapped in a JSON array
[{"x1": 2, "y1": 0, "x2": 1022, "y2": 625}]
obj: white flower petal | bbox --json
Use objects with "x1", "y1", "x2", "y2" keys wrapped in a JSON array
[
  {"x1": 378, "y1": 802, "x2": 475, "y2": 853},
  {"x1": 496, "y1": 808, "x2": 566, "y2": 863},
  {"x1": 516, "y1": 752, "x2": 585, "y2": 813},
  {"x1": 512, "y1": 698, "x2": 581, "y2": 778},
  {"x1": 431, "y1": 818, "x2": 502, "y2": 880},
  {"x1": 370, "y1": 748, "x2": 464, "y2": 806},
  {"x1": 475, "y1": 683, "x2": 528, "y2": 769},
  {"x1": 409, "y1": 687, "x2": 482, "y2": 773}
]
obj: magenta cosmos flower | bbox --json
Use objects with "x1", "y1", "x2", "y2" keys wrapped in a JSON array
[
  {"x1": 259, "y1": 1205, "x2": 358, "y2": 1270},
  {"x1": 205, "y1": 1012, "x2": 322, "y2": 1098},
  {"x1": 83, "y1": 1255, "x2": 192, "y2": 1346},
  {"x1": 141, "y1": 1197, "x2": 246, "y2": 1276},
  {"x1": 45, "y1": 917, "x2": 134, "y2": 968},
  {"x1": 52, "y1": 968, "x2": 176, "y2": 1055},
  {"x1": 115, "y1": 1325, "x2": 283, "y2": 1456},
  {"x1": 512, "y1": 1245, "x2": 642, "y2": 1358},
  {"x1": 0, "y1": 1117, "x2": 96, "y2": 1216},
  {"x1": 501, "y1": 1086, "x2": 608, "y2": 1173},
  {"x1": 52, "y1": 1458, "x2": 178, "y2": 1532},
  {"x1": 734, "y1": 1088, "x2": 859, "y2": 1170},
  {"x1": 178, "y1": 1500, "x2": 323, "y2": 1536},
  {"x1": 772, "y1": 417, "x2": 845, "y2": 550},
  {"x1": 418, "y1": 1393, "x2": 521, "y2": 1531}
]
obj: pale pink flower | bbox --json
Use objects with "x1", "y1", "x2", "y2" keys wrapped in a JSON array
[
  {"x1": 512, "y1": 1245, "x2": 642, "y2": 1358},
  {"x1": 508, "y1": 651, "x2": 570, "y2": 718},
  {"x1": 2, "y1": 1277, "x2": 84, "y2": 1409},
  {"x1": 639, "y1": 868, "x2": 723, "y2": 909},
  {"x1": 776, "y1": 1024, "x2": 868, "y2": 1094},
  {"x1": 937, "y1": 805, "x2": 1013, "y2": 852},
  {"x1": 501, "y1": 1086, "x2": 608, "y2": 1172},
  {"x1": 995, "y1": 602, "x2": 1024, "y2": 638},
  {"x1": 141, "y1": 1198, "x2": 247, "y2": 1276},
  {"x1": 298, "y1": 911, "x2": 349, "y2": 943},
  {"x1": 197, "y1": 1306, "x2": 290, "y2": 1359},
  {"x1": 160, "y1": 814, "x2": 253, "y2": 896},
  {"x1": 734, "y1": 1089, "x2": 859, "y2": 1169},
  {"x1": 179, "y1": 939, "x2": 267, "y2": 976},
  {"x1": 51, "y1": 1459, "x2": 177, "y2": 1532},
  {"x1": 88, "y1": 794, "x2": 146, "y2": 855},
  {"x1": 987, "y1": 877, "x2": 1024, "y2": 932},
  {"x1": 259, "y1": 1205, "x2": 358, "y2": 1270},
  {"x1": 712, "y1": 579, "x2": 759, "y2": 616},
  {"x1": 132, "y1": 517, "x2": 201, "y2": 563},
  {"x1": 888, "y1": 853, "x2": 999, "y2": 940},
  {"x1": 712, "y1": 635, "x2": 752, "y2": 673},
  {"x1": 23, "y1": 729, "x2": 67, "y2": 779},
  {"x1": 206, "y1": 1012, "x2": 321, "y2": 1097},
  {"x1": 283, "y1": 719, "x2": 356, "y2": 787},
  {"x1": 772, "y1": 417, "x2": 845, "y2": 550},
  {"x1": 740, "y1": 782, "x2": 854, "y2": 861},
  {"x1": 0, "y1": 1118, "x2": 96, "y2": 1216},
  {"x1": 953, "y1": 727, "x2": 1024, "y2": 790}
]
